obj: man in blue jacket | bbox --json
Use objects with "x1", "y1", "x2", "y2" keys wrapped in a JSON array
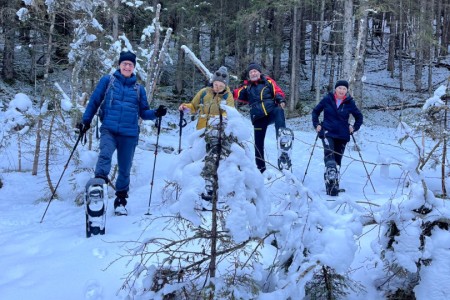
[
  {"x1": 80, "y1": 51, "x2": 167, "y2": 215},
  {"x1": 312, "y1": 80, "x2": 363, "y2": 195}
]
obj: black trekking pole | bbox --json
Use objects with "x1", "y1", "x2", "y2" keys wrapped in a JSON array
[
  {"x1": 178, "y1": 110, "x2": 187, "y2": 154},
  {"x1": 302, "y1": 133, "x2": 319, "y2": 184},
  {"x1": 145, "y1": 116, "x2": 162, "y2": 215},
  {"x1": 351, "y1": 134, "x2": 376, "y2": 193},
  {"x1": 175, "y1": 111, "x2": 187, "y2": 201},
  {"x1": 40, "y1": 129, "x2": 85, "y2": 223}
]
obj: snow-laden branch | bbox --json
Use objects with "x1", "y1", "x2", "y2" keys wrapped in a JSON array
[{"x1": 181, "y1": 45, "x2": 212, "y2": 81}]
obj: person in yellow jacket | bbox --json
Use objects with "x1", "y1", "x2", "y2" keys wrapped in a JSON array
[
  {"x1": 179, "y1": 66, "x2": 234, "y2": 130},
  {"x1": 178, "y1": 66, "x2": 235, "y2": 201}
]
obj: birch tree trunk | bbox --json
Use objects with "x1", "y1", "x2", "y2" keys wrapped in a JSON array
[
  {"x1": 145, "y1": 4, "x2": 161, "y2": 100},
  {"x1": 350, "y1": 0, "x2": 369, "y2": 107},
  {"x1": 341, "y1": 0, "x2": 353, "y2": 79},
  {"x1": 148, "y1": 28, "x2": 172, "y2": 104}
]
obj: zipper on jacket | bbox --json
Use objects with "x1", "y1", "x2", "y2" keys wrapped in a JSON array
[{"x1": 260, "y1": 86, "x2": 268, "y2": 116}]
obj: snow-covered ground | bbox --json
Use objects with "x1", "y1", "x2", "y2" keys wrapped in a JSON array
[{"x1": 1, "y1": 94, "x2": 449, "y2": 299}]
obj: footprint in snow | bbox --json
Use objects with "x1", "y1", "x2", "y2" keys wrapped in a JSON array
[
  {"x1": 84, "y1": 280, "x2": 103, "y2": 299},
  {"x1": 92, "y1": 247, "x2": 107, "y2": 259}
]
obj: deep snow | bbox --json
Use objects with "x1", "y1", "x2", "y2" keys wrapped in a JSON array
[{"x1": 1, "y1": 99, "x2": 449, "y2": 299}]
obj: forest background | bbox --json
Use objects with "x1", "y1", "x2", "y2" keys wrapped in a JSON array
[
  {"x1": 1, "y1": 0, "x2": 449, "y2": 111},
  {"x1": 1, "y1": 1, "x2": 450, "y2": 299}
]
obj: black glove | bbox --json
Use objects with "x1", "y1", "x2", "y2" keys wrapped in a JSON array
[
  {"x1": 76, "y1": 121, "x2": 90, "y2": 134},
  {"x1": 155, "y1": 105, "x2": 167, "y2": 117}
]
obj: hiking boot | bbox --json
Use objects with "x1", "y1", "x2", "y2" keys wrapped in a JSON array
[
  {"x1": 201, "y1": 181, "x2": 214, "y2": 202},
  {"x1": 114, "y1": 197, "x2": 128, "y2": 216},
  {"x1": 201, "y1": 190, "x2": 213, "y2": 201}
]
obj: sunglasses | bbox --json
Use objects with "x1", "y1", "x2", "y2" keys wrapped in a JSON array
[{"x1": 215, "y1": 71, "x2": 227, "y2": 78}]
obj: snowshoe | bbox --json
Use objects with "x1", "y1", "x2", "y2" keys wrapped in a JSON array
[
  {"x1": 324, "y1": 161, "x2": 340, "y2": 196},
  {"x1": 84, "y1": 178, "x2": 107, "y2": 238},
  {"x1": 277, "y1": 127, "x2": 294, "y2": 170}
]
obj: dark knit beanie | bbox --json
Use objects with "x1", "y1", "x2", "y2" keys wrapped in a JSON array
[
  {"x1": 247, "y1": 62, "x2": 262, "y2": 73},
  {"x1": 212, "y1": 66, "x2": 229, "y2": 85},
  {"x1": 119, "y1": 51, "x2": 136, "y2": 66},
  {"x1": 335, "y1": 80, "x2": 349, "y2": 89}
]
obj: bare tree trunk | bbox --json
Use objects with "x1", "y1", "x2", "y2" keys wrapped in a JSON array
[
  {"x1": 289, "y1": 4, "x2": 299, "y2": 112},
  {"x1": 387, "y1": 13, "x2": 396, "y2": 75},
  {"x1": 148, "y1": 28, "x2": 173, "y2": 105},
  {"x1": 328, "y1": 41, "x2": 337, "y2": 89},
  {"x1": 145, "y1": 4, "x2": 161, "y2": 98},
  {"x1": 426, "y1": 0, "x2": 435, "y2": 95},
  {"x1": 315, "y1": 0, "x2": 326, "y2": 103},
  {"x1": 414, "y1": 2, "x2": 425, "y2": 92},
  {"x1": 29, "y1": 39, "x2": 37, "y2": 84},
  {"x1": 33, "y1": 11, "x2": 56, "y2": 175},
  {"x1": 435, "y1": 0, "x2": 442, "y2": 59},
  {"x1": 399, "y1": 0, "x2": 404, "y2": 92},
  {"x1": 441, "y1": 0, "x2": 449, "y2": 57},
  {"x1": 175, "y1": 44, "x2": 185, "y2": 95},
  {"x1": 17, "y1": 134, "x2": 22, "y2": 172},
  {"x1": 341, "y1": 0, "x2": 354, "y2": 79},
  {"x1": 310, "y1": 8, "x2": 318, "y2": 92},
  {"x1": 272, "y1": 8, "x2": 282, "y2": 79},
  {"x1": 440, "y1": 77, "x2": 450, "y2": 197},
  {"x1": 350, "y1": 0, "x2": 369, "y2": 107},
  {"x1": 2, "y1": 3, "x2": 16, "y2": 81},
  {"x1": 442, "y1": 92, "x2": 448, "y2": 197},
  {"x1": 112, "y1": 0, "x2": 119, "y2": 40},
  {"x1": 45, "y1": 115, "x2": 56, "y2": 194}
]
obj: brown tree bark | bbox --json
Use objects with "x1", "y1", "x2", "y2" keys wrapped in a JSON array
[
  {"x1": 387, "y1": 13, "x2": 396, "y2": 75},
  {"x1": 1, "y1": 2, "x2": 17, "y2": 81}
]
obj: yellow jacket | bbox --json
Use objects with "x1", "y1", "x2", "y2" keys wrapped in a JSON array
[{"x1": 182, "y1": 86, "x2": 234, "y2": 130}]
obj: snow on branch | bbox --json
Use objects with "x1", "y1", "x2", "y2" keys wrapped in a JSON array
[{"x1": 181, "y1": 45, "x2": 212, "y2": 81}]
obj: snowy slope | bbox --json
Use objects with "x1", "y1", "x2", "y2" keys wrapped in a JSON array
[{"x1": 1, "y1": 104, "x2": 449, "y2": 299}]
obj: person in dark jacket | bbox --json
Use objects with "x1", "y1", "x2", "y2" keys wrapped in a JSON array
[
  {"x1": 234, "y1": 62, "x2": 287, "y2": 173},
  {"x1": 80, "y1": 50, "x2": 167, "y2": 215},
  {"x1": 311, "y1": 79, "x2": 363, "y2": 191}
]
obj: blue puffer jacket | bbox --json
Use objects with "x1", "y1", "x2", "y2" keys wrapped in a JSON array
[
  {"x1": 83, "y1": 70, "x2": 156, "y2": 137},
  {"x1": 312, "y1": 92, "x2": 363, "y2": 142}
]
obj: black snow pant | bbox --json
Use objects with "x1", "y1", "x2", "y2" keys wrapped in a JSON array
[
  {"x1": 321, "y1": 136, "x2": 347, "y2": 167},
  {"x1": 253, "y1": 107, "x2": 286, "y2": 173}
]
